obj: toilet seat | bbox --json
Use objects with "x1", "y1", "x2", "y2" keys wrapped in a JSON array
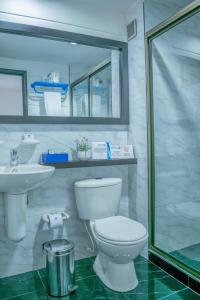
[{"x1": 93, "y1": 216, "x2": 147, "y2": 245}]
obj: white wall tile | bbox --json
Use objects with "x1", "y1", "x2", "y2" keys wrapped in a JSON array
[{"x1": 126, "y1": 0, "x2": 149, "y2": 257}]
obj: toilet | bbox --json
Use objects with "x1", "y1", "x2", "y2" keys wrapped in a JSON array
[{"x1": 74, "y1": 177, "x2": 148, "y2": 292}]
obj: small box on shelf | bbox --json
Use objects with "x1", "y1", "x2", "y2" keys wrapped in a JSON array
[{"x1": 41, "y1": 153, "x2": 69, "y2": 164}]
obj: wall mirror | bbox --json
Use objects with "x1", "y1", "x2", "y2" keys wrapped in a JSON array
[{"x1": 0, "y1": 22, "x2": 128, "y2": 124}]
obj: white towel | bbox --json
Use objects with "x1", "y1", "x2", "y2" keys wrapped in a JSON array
[
  {"x1": 44, "y1": 91, "x2": 61, "y2": 116},
  {"x1": 92, "y1": 95, "x2": 103, "y2": 117}
]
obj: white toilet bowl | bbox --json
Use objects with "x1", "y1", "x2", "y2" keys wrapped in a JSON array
[
  {"x1": 74, "y1": 178, "x2": 148, "y2": 292},
  {"x1": 90, "y1": 216, "x2": 148, "y2": 292}
]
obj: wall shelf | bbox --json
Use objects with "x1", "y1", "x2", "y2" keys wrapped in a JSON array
[{"x1": 41, "y1": 158, "x2": 137, "y2": 169}]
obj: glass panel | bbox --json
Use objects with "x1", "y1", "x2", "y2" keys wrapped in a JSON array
[
  {"x1": 72, "y1": 79, "x2": 89, "y2": 117},
  {"x1": 151, "y1": 10, "x2": 200, "y2": 273},
  {"x1": 0, "y1": 73, "x2": 24, "y2": 115},
  {"x1": 90, "y1": 64, "x2": 112, "y2": 118}
]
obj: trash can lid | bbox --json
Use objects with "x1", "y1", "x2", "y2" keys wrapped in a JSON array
[{"x1": 43, "y1": 239, "x2": 74, "y2": 256}]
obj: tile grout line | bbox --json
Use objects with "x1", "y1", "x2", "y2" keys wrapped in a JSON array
[
  {"x1": 37, "y1": 270, "x2": 47, "y2": 291},
  {"x1": 1, "y1": 291, "x2": 34, "y2": 300},
  {"x1": 76, "y1": 274, "x2": 97, "y2": 282},
  {"x1": 138, "y1": 274, "x2": 170, "y2": 283},
  {"x1": 158, "y1": 287, "x2": 188, "y2": 300}
]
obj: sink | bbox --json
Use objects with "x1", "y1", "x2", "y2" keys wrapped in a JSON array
[
  {"x1": 0, "y1": 164, "x2": 55, "y2": 242},
  {"x1": 0, "y1": 164, "x2": 55, "y2": 194}
]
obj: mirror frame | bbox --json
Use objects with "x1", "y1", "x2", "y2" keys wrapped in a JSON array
[{"x1": 0, "y1": 21, "x2": 129, "y2": 124}]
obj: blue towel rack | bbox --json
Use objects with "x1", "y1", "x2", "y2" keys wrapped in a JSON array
[{"x1": 31, "y1": 81, "x2": 69, "y2": 95}]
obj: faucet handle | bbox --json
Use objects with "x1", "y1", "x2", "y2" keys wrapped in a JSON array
[
  {"x1": 10, "y1": 148, "x2": 18, "y2": 156},
  {"x1": 10, "y1": 148, "x2": 19, "y2": 165}
]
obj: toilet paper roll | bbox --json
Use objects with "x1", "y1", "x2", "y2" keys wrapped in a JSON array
[{"x1": 48, "y1": 213, "x2": 63, "y2": 228}]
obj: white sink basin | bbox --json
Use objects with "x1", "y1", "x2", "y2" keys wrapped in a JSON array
[
  {"x1": 0, "y1": 164, "x2": 55, "y2": 194},
  {"x1": 1, "y1": 164, "x2": 55, "y2": 242}
]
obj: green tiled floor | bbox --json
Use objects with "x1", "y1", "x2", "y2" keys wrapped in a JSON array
[{"x1": 0, "y1": 256, "x2": 199, "y2": 300}]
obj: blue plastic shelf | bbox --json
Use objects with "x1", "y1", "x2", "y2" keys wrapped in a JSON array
[{"x1": 31, "y1": 81, "x2": 69, "y2": 95}]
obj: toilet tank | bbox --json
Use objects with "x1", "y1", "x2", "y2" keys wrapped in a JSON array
[{"x1": 74, "y1": 178, "x2": 122, "y2": 220}]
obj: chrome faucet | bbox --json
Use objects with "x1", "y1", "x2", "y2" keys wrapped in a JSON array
[{"x1": 10, "y1": 148, "x2": 19, "y2": 167}]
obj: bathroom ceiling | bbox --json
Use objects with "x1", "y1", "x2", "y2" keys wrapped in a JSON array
[{"x1": 0, "y1": 32, "x2": 110, "y2": 65}]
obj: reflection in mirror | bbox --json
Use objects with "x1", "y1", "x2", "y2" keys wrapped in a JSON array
[
  {"x1": 0, "y1": 32, "x2": 121, "y2": 118},
  {"x1": 0, "y1": 70, "x2": 26, "y2": 116},
  {"x1": 90, "y1": 62, "x2": 112, "y2": 118},
  {"x1": 72, "y1": 79, "x2": 89, "y2": 117}
]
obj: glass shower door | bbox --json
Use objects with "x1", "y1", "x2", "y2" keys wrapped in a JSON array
[{"x1": 147, "y1": 2, "x2": 200, "y2": 278}]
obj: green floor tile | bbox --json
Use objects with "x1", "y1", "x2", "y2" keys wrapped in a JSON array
[
  {"x1": 123, "y1": 274, "x2": 187, "y2": 300},
  {"x1": 5, "y1": 289, "x2": 48, "y2": 300},
  {"x1": 159, "y1": 288, "x2": 200, "y2": 300},
  {"x1": 0, "y1": 271, "x2": 45, "y2": 300},
  {"x1": 75, "y1": 257, "x2": 96, "y2": 281},
  {"x1": 135, "y1": 259, "x2": 171, "y2": 282},
  {"x1": 37, "y1": 268, "x2": 46, "y2": 279},
  {"x1": 1, "y1": 256, "x2": 200, "y2": 300},
  {"x1": 74, "y1": 275, "x2": 125, "y2": 300}
]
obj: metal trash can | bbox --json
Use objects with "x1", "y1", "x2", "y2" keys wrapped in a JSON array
[{"x1": 43, "y1": 239, "x2": 76, "y2": 297}]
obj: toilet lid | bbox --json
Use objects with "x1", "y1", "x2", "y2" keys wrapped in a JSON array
[{"x1": 94, "y1": 216, "x2": 147, "y2": 242}]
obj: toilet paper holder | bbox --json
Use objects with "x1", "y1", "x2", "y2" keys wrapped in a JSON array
[{"x1": 42, "y1": 212, "x2": 70, "y2": 224}]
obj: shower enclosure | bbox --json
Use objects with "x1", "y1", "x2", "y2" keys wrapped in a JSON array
[{"x1": 146, "y1": 1, "x2": 200, "y2": 281}]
